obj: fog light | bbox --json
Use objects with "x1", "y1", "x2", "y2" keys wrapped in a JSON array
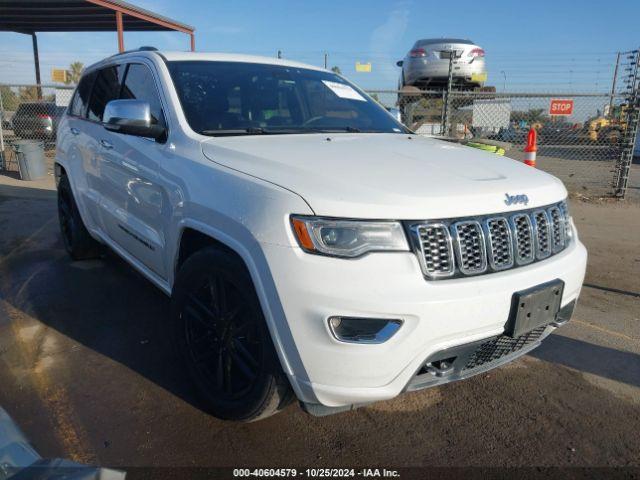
[{"x1": 328, "y1": 317, "x2": 402, "y2": 344}]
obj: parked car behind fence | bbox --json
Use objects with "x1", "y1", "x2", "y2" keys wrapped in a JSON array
[{"x1": 11, "y1": 102, "x2": 66, "y2": 141}]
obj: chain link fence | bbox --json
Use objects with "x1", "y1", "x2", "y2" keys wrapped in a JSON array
[
  {"x1": 0, "y1": 82, "x2": 637, "y2": 198},
  {"x1": 369, "y1": 89, "x2": 640, "y2": 198},
  {"x1": 0, "y1": 84, "x2": 74, "y2": 173}
]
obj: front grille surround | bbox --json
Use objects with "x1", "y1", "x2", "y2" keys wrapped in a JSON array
[
  {"x1": 532, "y1": 210, "x2": 552, "y2": 260},
  {"x1": 452, "y1": 220, "x2": 488, "y2": 275},
  {"x1": 484, "y1": 217, "x2": 514, "y2": 271},
  {"x1": 413, "y1": 223, "x2": 455, "y2": 278},
  {"x1": 408, "y1": 201, "x2": 571, "y2": 280},
  {"x1": 548, "y1": 206, "x2": 566, "y2": 253},
  {"x1": 511, "y1": 213, "x2": 535, "y2": 265}
]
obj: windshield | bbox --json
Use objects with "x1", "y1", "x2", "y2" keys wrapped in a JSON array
[{"x1": 167, "y1": 61, "x2": 408, "y2": 136}]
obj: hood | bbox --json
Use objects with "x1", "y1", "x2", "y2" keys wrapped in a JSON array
[{"x1": 201, "y1": 133, "x2": 567, "y2": 219}]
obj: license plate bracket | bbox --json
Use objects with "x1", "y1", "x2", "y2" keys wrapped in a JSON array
[{"x1": 505, "y1": 279, "x2": 564, "y2": 338}]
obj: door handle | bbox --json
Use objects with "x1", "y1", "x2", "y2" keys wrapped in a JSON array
[
  {"x1": 70, "y1": 127, "x2": 80, "y2": 136},
  {"x1": 121, "y1": 160, "x2": 139, "y2": 172},
  {"x1": 100, "y1": 139, "x2": 113, "y2": 150}
]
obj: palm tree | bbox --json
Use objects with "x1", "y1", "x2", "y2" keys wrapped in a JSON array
[{"x1": 66, "y1": 62, "x2": 84, "y2": 85}]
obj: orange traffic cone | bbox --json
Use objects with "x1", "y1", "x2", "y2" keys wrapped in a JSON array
[{"x1": 524, "y1": 128, "x2": 537, "y2": 167}]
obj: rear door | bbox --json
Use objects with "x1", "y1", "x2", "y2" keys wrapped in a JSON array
[
  {"x1": 64, "y1": 71, "x2": 102, "y2": 229},
  {"x1": 95, "y1": 62, "x2": 171, "y2": 279},
  {"x1": 81, "y1": 66, "x2": 124, "y2": 233}
]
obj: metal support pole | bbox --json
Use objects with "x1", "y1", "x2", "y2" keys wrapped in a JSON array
[
  {"x1": 0, "y1": 90, "x2": 5, "y2": 170},
  {"x1": 324, "y1": 53, "x2": 328, "y2": 69},
  {"x1": 190, "y1": 33, "x2": 195, "y2": 52},
  {"x1": 31, "y1": 33, "x2": 42, "y2": 99},
  {"x1": 614, "y1": 49, "x2": 639, "y2": 198},
  {"x1": 609, "y1": 52, "x2": 621, "y2": 113},
  {"x1": 441, "y1": 53, "x2": 454, "y2": 136},
  {"x1": 116, "y1": 11, "x2": 124, "y2": 53}
]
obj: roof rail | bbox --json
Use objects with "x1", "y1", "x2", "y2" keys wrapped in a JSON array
[{"x1": 110, "y1": 46, "x2": 158, "y2": 57}]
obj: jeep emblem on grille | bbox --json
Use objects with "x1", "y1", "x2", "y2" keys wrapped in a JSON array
[{"x1": 504, "y1": 193, "x2": 529, "y2": 206}]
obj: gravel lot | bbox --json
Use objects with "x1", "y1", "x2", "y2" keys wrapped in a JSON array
[{"x1": 0, "y1": 169, "x2": 638, "y2": 471}]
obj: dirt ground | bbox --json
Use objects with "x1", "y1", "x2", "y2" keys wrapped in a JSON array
[{"x1": 0, "y1": 170, "x2": 638, "y2": 471}]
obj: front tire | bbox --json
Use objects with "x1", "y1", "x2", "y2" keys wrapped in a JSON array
[{"x1": 171, "y1": 247, "x2": 292, "y2": 421}]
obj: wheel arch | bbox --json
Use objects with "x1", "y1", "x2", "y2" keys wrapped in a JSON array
[{"x1": 171, "y1": 219, "x2": 312, "y2": 403}]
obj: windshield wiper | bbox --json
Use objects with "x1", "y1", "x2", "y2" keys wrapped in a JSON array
[
  {"x1": 201, "y1": 127, "x2": 326, "y2": 136},
  {"x1": 200, "y1": 127, "x2": 273, "y2": 136},
  {"x1": 200, "y1": 126, "x2": 393, "y2": 136}
]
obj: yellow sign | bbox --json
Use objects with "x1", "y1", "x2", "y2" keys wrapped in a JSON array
[
  {"x1": 51, "y1": 69, "x2": 68, "y2": 83},
  {"x1": 355, "y1": 62, "x2": 372, "y2": 73},
  {"x1": 471, "y1": 72, "x2": 487, "y2": 83}
]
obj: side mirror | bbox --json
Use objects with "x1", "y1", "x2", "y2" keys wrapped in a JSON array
[
  {"x1": 103, "y1": 99, "x2": 165, "y2": 140},
  {"x1": 396, "y1": 60, "x2": 403, "y2": 67}
]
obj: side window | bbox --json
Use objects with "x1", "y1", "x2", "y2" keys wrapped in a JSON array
[
  {"x1": 70, "y1": 72, "x2": 96, "y2": 117},
  {"x1": 120, "y1": 64, "x2": 166, "y2": 128},
  {"x1": 87, "y1": 66, "x2": 123, "y2": 122}
]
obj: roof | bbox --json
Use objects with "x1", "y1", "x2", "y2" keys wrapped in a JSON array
[
  {"x1": 159, "y1": 52, "x2": 326, "y2": 71},
  {"x1": 85, "y1": 50, "x2": 327, "y2": 73},
  {"x1": 0, "y1": 0, "x2": 194, "y2": 34},
  {"x1": 415, "y1": 38, "x2": 474, "y2": 46}
]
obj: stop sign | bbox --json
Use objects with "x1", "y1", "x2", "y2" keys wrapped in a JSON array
[{"x1": 549, "y1": 99, "x2": 574, "y2": 116}]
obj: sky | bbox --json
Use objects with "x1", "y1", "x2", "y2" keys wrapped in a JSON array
[{"x1": 0, "y1": 0, "x2": 638, "y2": 92}]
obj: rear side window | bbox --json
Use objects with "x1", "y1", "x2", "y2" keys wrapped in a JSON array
[
  {"x1": 120, "y1": 64, "x2": 166, "y2": 128},
  {"x1": 70, "y1": 72, "x2": 95, "y2": 117},
  {"x1": 87, "y1": 66, "x2": 123, "y2": 122}
]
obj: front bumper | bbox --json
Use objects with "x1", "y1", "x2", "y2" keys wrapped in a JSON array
[{"x1": 261, "y1": 238, "x2": 587, "y2": 408}]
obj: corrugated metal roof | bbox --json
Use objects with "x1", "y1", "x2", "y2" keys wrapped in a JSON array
[{"x1": 0, "y1": 0, "x2": 193, "y2": 33}]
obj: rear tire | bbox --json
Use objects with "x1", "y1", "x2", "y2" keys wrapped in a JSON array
[
  {"x1": 171, "y1": 247, "x2": 293, "y2": 421},
  {"x1": 57, "y1": 174, "x2": 102, "y2": 260}
]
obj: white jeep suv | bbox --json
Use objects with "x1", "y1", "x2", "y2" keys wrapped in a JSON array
[{"x1": 55, "y1": 49, "x2": 587, "y2": 421}]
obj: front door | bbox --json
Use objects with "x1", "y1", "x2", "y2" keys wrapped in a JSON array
[{"x1": 95, "y1": 62, "x2": 171, "y2": 279}]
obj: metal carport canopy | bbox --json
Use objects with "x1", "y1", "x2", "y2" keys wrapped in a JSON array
[{"x1": 0, "y1": 0, "x2": 195, "y2": 84}]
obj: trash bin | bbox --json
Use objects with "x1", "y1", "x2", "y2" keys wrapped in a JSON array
[{"x1": 13, "y1": 140, "x2": 46, "y2": 181}]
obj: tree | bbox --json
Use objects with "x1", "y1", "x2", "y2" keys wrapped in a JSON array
[
  {"x1": 0, "y1": 86, "x2": 19, "y2": 111},
  {"x1": 19, "y1": 86, "x2": 40, "y2": 102},
  {"x1": 330, "y1": 66, "x2": 342, "y2": 75},
  {"x1": 65, "y1": 62, "x2": 84, "y2": 85}
]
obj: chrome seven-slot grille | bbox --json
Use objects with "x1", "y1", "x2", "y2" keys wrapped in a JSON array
[{"x1": 410, "y1": 201, "x2": 571, "y2": 280}]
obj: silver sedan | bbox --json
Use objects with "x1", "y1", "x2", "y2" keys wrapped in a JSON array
[{"x1": 397, "y1": 38, "x2": 487, "y2": 90}]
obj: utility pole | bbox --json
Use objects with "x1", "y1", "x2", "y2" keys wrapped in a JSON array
[
  {"x1": 609, "y1": 52, "x2": 621, "y2": 113},
  {"x1": 31, "y1": 33, "x2": 42, "y2": 99},
  {"x1": 324, "y1": 52, "x2": 328, "y2": 69}
]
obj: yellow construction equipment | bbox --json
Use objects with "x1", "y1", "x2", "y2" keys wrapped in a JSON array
[{"x1": 585, "y1": 104, "x2": 627, "y2": 144}]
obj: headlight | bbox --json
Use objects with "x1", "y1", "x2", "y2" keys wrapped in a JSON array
[{"x1": 291, "y1": 216, "x2": 409, "y2": 258}]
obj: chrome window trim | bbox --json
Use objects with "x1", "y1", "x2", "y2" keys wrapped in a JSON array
[{"x1": 451, "y1": 220, "x2": 488, "y2": 275}]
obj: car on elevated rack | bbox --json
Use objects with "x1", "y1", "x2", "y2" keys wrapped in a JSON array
[
  {"x1": 397, "y1": 38, "x2": 487, "y2": 90},
  {"x1": 55, "y1": 48, "x2": 587, "y2": 421}
]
